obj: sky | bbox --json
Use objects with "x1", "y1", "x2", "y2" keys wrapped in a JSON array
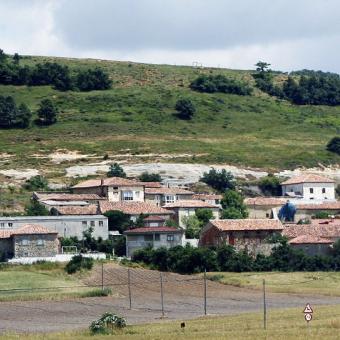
[{"x1": 1, "y1": 0, "x2": 340, "y2": 72}]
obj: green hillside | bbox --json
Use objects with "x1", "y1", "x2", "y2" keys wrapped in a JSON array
[{"x1": 0, "y1": 55, "x2": 340, "y2": 171}]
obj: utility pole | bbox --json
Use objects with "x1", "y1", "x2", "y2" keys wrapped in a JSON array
[
  {"x1": 263, "y1": 279, "x2": 267, "y2": 330},
  {"x1": 160, "y1": 272, "x2": 164, "y2": 318},
  {"x1": 128, "y1": 269, "x2": 132, "y2": 309},
  {"x1": 204, "y1": 269, "x2": 207, "y2": 316},
  {"x1": 101, "y1": 262, "x2": 104, "y2": 291}
]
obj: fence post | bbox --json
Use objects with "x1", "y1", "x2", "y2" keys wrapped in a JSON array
[
  {"x1": 101, "y1": 262, "x2": 104, "y2": 291},
  {"x1": 128, "y1": 269, "x2": 132, "y2": 309},
  {"x1": 160, "y1": 272, "x2": 164, "y2": 318},
  {"x1": 204, "y1": 269, "x2": 207, "y2": 316},
  {"x1": 263, "y1": 279, "x2": 267, "y2": 330}
]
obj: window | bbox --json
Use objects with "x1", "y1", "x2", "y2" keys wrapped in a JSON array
[
  {"x1": 154, "y1": 234, "x2": 160, "y2": 241},
  {"x1": 135, "y1": 191, "x2": 140, "y2": 198},
  {"x1": 8, "y1": 223, "x2": 13, "y2": 228},
  {"x1": 165, "y1": 195, "x2": 175, "y2": 204},
  {"x1": 90, "y1": 221, "x2": 95, "y2": 227},
  {"x1": 322, "y1": 188, "x2": 326, "y2": 194},
  {"x1": 144, "y1": 235, "x2": 153, "y2": 242},
  {"x1": 82, "y1": 221, "x2": 87, "y2": 227},
  {"x1": 37, "y1": 239, "x2": 44, "y2": 246},
  {"x1": 0, "y1": 223, "x2": 4, "y2": 228},
  {"x1": 99, "y1": 221, "x2": 103, "y2": 227},
  {"x1": 167, "y1": 234, "x2": 174, "y2": 242},
  {"x1": 21, "y1": 239, "x2": 30, "y2": 246},
  {"x1": 122, "y1": 191, "x2": 133, "y2": 201},
  {"x1": 310, "y1": 188, "x2": 314, "y2": 194}
]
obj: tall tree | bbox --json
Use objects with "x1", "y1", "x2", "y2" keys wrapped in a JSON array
[
  {"x1": 36, "y1": 99, "x2": 58, "y2": 125},
  {"x1": 200, "y1": 168, "x2": 235, "y2": 192},
  {"x1": 16, "y1": 103, "x2": 31, "y2": 128},
  {"x1": 221, "y1": 190, "x2": 248, "y2": 219}
]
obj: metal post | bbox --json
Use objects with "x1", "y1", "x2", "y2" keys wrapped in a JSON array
[
  {"x1": 160, "y1": 272, "x2": 164, "y2": 318},
  {"x1": 204, "y1": 269, "x2": 207, "y2": 316},
  {"x1": 101, "y1": 262, "x2": 104, "y2": 291},
  {"x1": 263, "y1": 279, "x2": 267, "y2": 330},
  {"x1": 128, "y1": 269, "x2": 132, "y2": 309}
]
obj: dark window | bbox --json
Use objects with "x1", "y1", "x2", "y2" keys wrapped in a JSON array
[
  {"x1": 90, "y1": 221, "x2": 95, "y2": 227},
  {"x1": 310, "y1": 188, "x2": 314, "y2": 194},
  {"x1": 154, "y1": 234, "x2": 160, "y2": 241},
  {"x1": 167, "y1": 234, "x2": 174, "y2": 242},
  {"x1": 322, "y1": 188, "x2": 326, "y2": 194},
  {"x1": 144, "y1": 235, "x2": 153, "y2": 241}
]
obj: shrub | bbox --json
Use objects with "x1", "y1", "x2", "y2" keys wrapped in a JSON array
[
  {"x1": 200, "y1": 168, "x2": 235, "y2": 192},
  {"x1": 65, "y1": 255, "x2": 94, "y2": 274},
  {"x1": 89, "y1": 312, "x2": 126, "y2": 334},
  {"x1": 23, "y1": 175, "x2": 48, "y2": 191},
  {"x1": 258, "y1": 174, "x2": 281, "y2": 196},
  {"x1": 138, "y1": 171, "x2": 161, "y2": 182},
  {"x1": 107, "y1": 163, "x2": 126, "y2": 178},
  {"x1": 327, "y1": 137, "x2": 340, "y2": 155},
  {"x1": 314, "y1": 211, "x2": 330, "y2": 219},
  {"x1": 175, "y1": 98, "x2": 196, "y2": 120}
]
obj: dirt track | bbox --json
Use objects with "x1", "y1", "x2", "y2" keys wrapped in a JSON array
[{"x1": 1, "y1": 264, "x2": 340, "y2": 333}]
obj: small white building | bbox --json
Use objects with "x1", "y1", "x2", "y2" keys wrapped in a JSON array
[{"x1": 281, "y1": 174, "x2": 335, "y2": 203}]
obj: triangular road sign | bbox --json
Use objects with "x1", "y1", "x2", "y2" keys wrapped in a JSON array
[{"x1": 303, "y1": 303, "x2": 313, "y2": 313}]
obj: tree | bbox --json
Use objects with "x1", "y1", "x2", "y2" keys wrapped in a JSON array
[
  {"x1": 13, "y1": 53, "x2": 20, "y2": 65},
  {"x1": 76, "y1": 67, "x2": 112, "y2": 91},
  {"x1": 195, "y1": 208, "x2": 213, "y2": 226},
  {"x1": 175, "y1": 98, "x2": 196, "y2": 120},
  {"x1": 25, "y1": 200, "x2": 49, "y2": 216},
  {"x1": 181, "y1": 215, "x2": 201, "y2": 239},
  {"x1": 36, "y1": 99, "x2": 58, "y2": 125},
  {"x1": 16, "y1": 103, "x2": 31, "y2": 128},
  {"x1": 103, "y1": 210, "x2": 131, "y2": 233},
  {"x1": 107, "y1": 163, "x2": 126, "y2": 178},
  {"x1": 258, "y1": 174, "x2": 281, "y2": 196},
  {"x1": 200, "y1": 168, "x2": 235, "y2": 192},
  {"x1": 0, "y1": 49, "x2": 7, "y2": 64},
  {"x1": 23, "y1": 175, "x2": 48, "y2": 191},
  {"x1": 0, "y1": 95, "x2": 16, "y2": 128},
  {"x1": 138, "y1": 172, "x2": 161, "y2": 182},
  {"x1": 221, "y1": 190, "x2": 248, "y2": 219},
  {"x1": 327, "y1": 137, "x2": 340, "y2": 155},
  {"x1": 255, "y1": 61, "x2": 271, "y2": 73}
]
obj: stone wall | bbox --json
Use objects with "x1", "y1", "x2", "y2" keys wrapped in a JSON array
[{"x1": 13, "y1": 234, "x2": 59, "y2": 258}]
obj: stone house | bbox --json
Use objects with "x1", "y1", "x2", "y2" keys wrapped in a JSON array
[
  {"x1": 0, "y1": 224, "x2": 59, "y2": 260},
  {"x1": 288, "y1": 235, "x2": 333, "y2": 256},
  {"x1": 144, "y1": 187, "x2": 194, "y2": 206},
  {"x1": 50, "y1": 205, "x2": 99, "y2": 216},
  {"x1": 71, "y1": 177, "x2": 145, "y2": 202},
  {"x1": 281, "y1": 174, "x2": 335, "y2": 202},
  {"x1": 294, "y1": 202, "x2": 340, "y2": 220},
  {"x1": 124, "y1": 226, "x2": 184, "y2": 257},
  {"x1": 163, "y1": 200, "x2": 220, "y2": 228},
  {"x1": 0, "y1": 215, "x2": 109, "y2": 240},
  {"x1": 199, "y1": 219, "x2": 284, "y2": 256},
  {"x1": 192, "y1": 194, "x2": 223, "y2": 207}
]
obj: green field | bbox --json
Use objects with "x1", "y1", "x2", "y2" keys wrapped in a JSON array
[
  {"x1": 206, "y1": 272, "x2": 340, "y2": 297},
  {"x1": 2, "y1": 305, "x2": 340, "y2": 339},
  {"x1": 0, "y1": 55, "x2": 339, "y2": 171}
]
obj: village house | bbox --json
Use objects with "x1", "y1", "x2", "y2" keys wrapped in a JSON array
[
  {"x1": 163, "y1": 200, "x2": 220, "y2": 228},
  {"x1": 192, "y1": 194, "x2": 223, "y2": 207},
  {"x1": 124, "y1": 226, "x2": 184, "y2": 257},
  {"x1": 0, "y1": 224, "x2": 59, "y2": 260},
  {"x1": 0, "y1": 215, "x2": 109, "y2": 240},
  {"x1": 245, "y1": 197, "x2": 287, "y2": 219},
  {"x1": 71, "y1": 177, "x2": 145, "y2": 202},
  {"x1": 98, "y1": 201, "x2": 173, "y2": 222},
  {"x1": 199, "y1": 219, "x2": 283, "y2": 256},
  {"x1": 50, "y1": 205, "x2": 99, "y2": 216},
  {"x1": 281, "y1": 174, "x2": 335, "y2": 202},
  {"x1": 144, "y1": 187, "x2": 194, "y2": 206},
  {"x1": 294, "y1": 202, "x2": 340, "y2": 220}
]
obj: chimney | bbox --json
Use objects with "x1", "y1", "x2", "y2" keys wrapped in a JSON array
[{"x1": 100, "y1": 179, "x2": 105, "y2": 196}]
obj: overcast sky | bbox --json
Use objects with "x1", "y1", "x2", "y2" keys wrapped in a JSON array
[{"x1": 1, "y1": 0, "x2": 340, "y2": 72}]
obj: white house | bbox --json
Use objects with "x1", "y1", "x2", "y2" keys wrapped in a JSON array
[{"x1": 281, "y1": 174, "x2": 335, "y2": 203}]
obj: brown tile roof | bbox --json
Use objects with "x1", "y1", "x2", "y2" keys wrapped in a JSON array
[
  {"x1": 296, "y1": 202, "x2": 340, "y2": 210},
  {"x1": 281, "y1": 174, "x2": 334, "y2": 185},
  {"x1": 210, "y1": 219, "x2": 283, "y2": 231},
  {"x1": 12, "y1": 224, "x2": 58, "y2": 235},
  {"x1": 124, "y1": 227, "x2": 182, "y2": 234},
  {"x1": 244, "y1": 197, "x2": 286, "y2": 206},
  {"x1": 283, "y1": 220, "x2": 340, "y2": 239},
  {"x1": 0, "y1": 230, "x2": 12, "y2": 239},
  {"x1": 163, "y1": 200, "x2": 218, "y2": 209},
  {"x1": 141, "y1": 182, "x2": 162, "y2": 188},
  {"x1": 72, "y1": 177, "x2": 144, "y2": 188},
  {"x1": 54, "y1": 205, "x2": 98, "y2": 215},
  {"x1": 192, "y1": 194, "x2": 223, "y2": 200},
  {"x1": 145, "y1": 187, "x2": 194, "y2": 195},
  {"x1": 289, "y1": 235, "x2": 333, "y2": 244},
  {"x1": 143, "y1": 215, "x2": 166, "y2": 221},
  {"x1": 99, "y1": 201, "x2": 173, "y2": 215},
  {"x1": 34, "y1": 192, "x2": 105, "y2": 201}
]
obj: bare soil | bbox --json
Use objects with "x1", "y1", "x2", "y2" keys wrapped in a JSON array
[{"x1": 0, "y1": 264, "x2": 340, "y2": 333}]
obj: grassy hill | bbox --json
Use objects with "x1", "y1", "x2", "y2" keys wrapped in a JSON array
[{"x1": 1, "y1": 55, "x2": 340, "y2": 171}]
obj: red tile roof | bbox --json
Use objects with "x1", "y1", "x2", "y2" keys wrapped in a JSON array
[
  {"x1": 289, "y1": 235, "x2": 333, "y2": 244},
  {"x1": 296, "y1": 202, "x2": 340, "y2": 210},
  {"x1": 72, "y1": 177, "x2": 144, "y2": 188},
  {"x1": 244, "y1": 197, "x2": 286, "y2": 206},
  {"x1": 0, "y1": 230, "x2": 13, "y2": 239},
  {"x1": 141, "y1": 182, "x2": 162, "y2": 188},
  {"x1": 143, "y1": 215, "x2": 166, "y2": 221},
  {"x1": 12, "y1": 224, "x2": 58, "y2": 235},
  {"x1": 163, "y1": 200, "x2": 218, "y2": 209},
  {"x1": 145, "y1": 187, "x2": 194, "y2": 195},
  {"x1": 283, "y1": 221, "x2": 340, "y2": 239},
  {"x1": 192, "y1": 194, "x2": 223, "y2": 201},
  {"x1": 210, "y1": 219, "x2": 283, "y2": 231},
  {"x1": 281, "y1": 174, "x2": 334, "y2": 185},
  {"x1": 99, "y1": 201, "x2": 173, "y2": 215},
  {"x1": 54, "y1": 205, "x2": 98, "y2": 215},
  {"x1": 124, "y1": 227, "x2": 182, "y2": 234}
]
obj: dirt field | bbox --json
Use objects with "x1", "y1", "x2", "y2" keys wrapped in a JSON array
[{"x1": 1, "y1": 264, "x2": 340, "y2": 333}]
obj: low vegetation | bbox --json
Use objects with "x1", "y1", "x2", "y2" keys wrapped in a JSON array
[
  {"x1": 89, "y1": 312, "x2": 126, "y2": 335},
  {"x1": 65, "y1": 255, "x2": 94, "y2": 274}
]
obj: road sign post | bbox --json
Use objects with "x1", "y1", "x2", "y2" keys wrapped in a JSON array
[{"x1": 303, "y1": 303, "x2": 313, "y2": 332}]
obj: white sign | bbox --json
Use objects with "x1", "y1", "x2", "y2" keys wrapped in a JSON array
[
  {"x1": 304, "y1": 313, "x2": 312, "y2": 322},
  {"x1": 303, "y1": 303, "x2": 313, "y2": 323}
]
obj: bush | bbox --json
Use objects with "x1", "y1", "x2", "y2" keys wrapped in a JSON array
[
  {"x1": 138, "y1": 171, "x2": 161, "y2": 182},
  {"x1": 25, "y1": 200, "x2": 49, "y2": 216},
  {"x1": 200, "y1": 168, "x2": 235, "y2": 192},
  {"x1": 89, "y1": 312, "x2": 126, "y2": 334},
  {"x1": 23, "y1": 175, "x2": 48, "y2": 191},
  {"x1": 327, "y1": 137, "x2": 340, "y2": 155},
  {"x1": 65, "y1": 255, "x2": 94, "y2": 274},
  {"x1": 258, "y1": 174, "x2": 281, "y2": 196},
  {"x1": 314, "y1": 211, "x2": 330, "y2": 219},
  {"x1": 175, "y1": 98, "x2": 196, "y2": 120},
  {"x1": 107, "y1": 163, "x2": 126, "y2": 178}
]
